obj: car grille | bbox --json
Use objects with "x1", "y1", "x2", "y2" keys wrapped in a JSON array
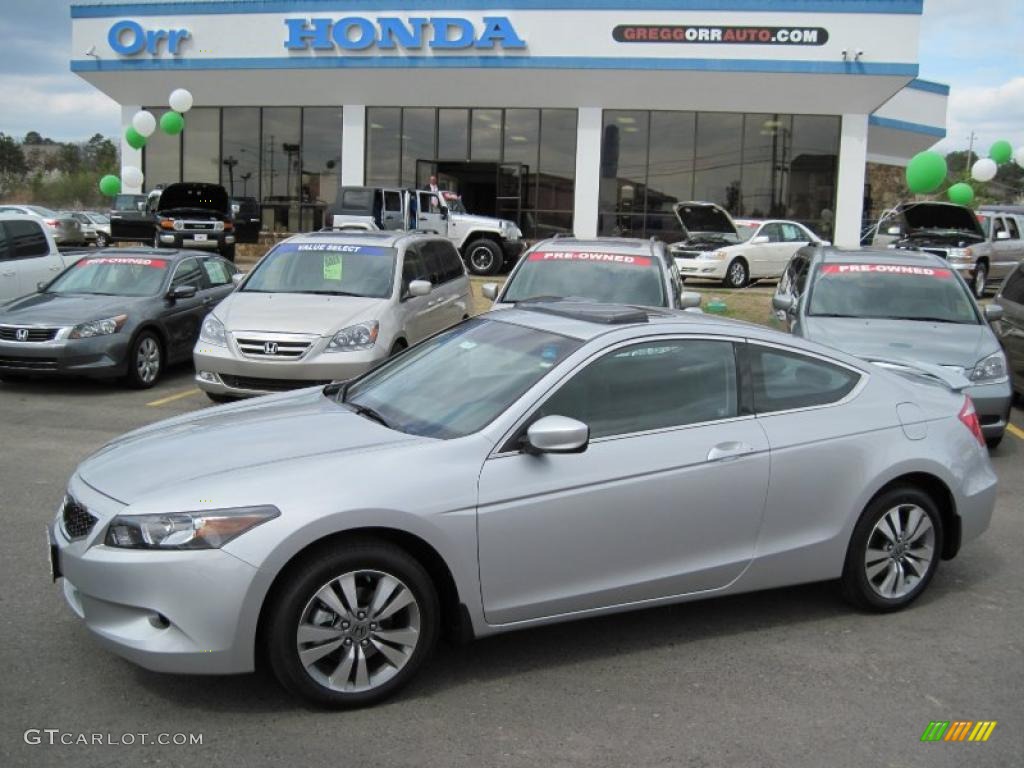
[
  {"x1": 234, "y1": 333, "x2": 315, "y2": 360},
  {"x1": 0, "y1": 326, "x2": 59, "y2": 342},
  {"x1": 179, "y1": 220, "x2": 217, "y2": 231},
  {"x1": 0, "y1": 355, "x2": 58, "y2": 371},
  {"x1": 672, "y1": 249, "x2": 704, "y2": 259},
  {"x1": 61, "y1": 495, "x2": 98, "y2": 540},
  {"x1": 921, "y1": 249, "x2": 949, "y2": 259},
  {"x1": 220, "y1": 374, "x2": 331, "y2": 392}
]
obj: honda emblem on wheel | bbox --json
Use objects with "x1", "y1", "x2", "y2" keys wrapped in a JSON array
[
  {"x1": 264, "y1": 341, "x2": 279, "y2": 356},
  {"x1": 15, "y1": 328, "x2": 29, "y2": 342}
]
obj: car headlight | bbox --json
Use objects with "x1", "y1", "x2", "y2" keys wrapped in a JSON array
[
  {"x1": 106, "y1": 506, "x2": 279, "y2": 550},
  {"x1": 199, "y1": 315, "x2": 227, "y2": 346},
  {"x1": 68, "y1": 314, "x2": 127, "y2": 339},
  {"x1": 947, "y1": 248, "x2": 973, "y2": 261},
  {"x1": 969, "y1": 351, "x2": 1008, "y2": 384},
  {"x1": 702, "y1": 250, "x2": 729, "y2": 261},
  {"x1": 326, "y1": 321, "x2": 379, "y2": 352}
]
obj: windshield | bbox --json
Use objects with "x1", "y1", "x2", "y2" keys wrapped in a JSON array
[
  {"x1": 47, "y1": 256, "x2": 169, "y2": 297},
  {"x1": 344, "y1": 318, "x2": 582, "y2": 439},
  {"x1": 735, "y1": 223, "x2": 760, "y2": 242},
  {"x1": 502, "y1": 251, "x2": 667, "y2": 307},
  {"x1": 113, "y1": 194, "x2": 146, "y2": 212},
  {"x1": 88, "y1": 213, "x2": 110, "y2": 225},
  {"x1": 808, "y1": 264, "x2": 979, "y2": 325},
  {"x1": 243, "y1": 242, "x2": 397, "y2": 298},
  {"x1": 441, "y1": 194, "x2": 467, "y2": 214},
  {"x1": 27, "y1": 205, "x2": 57, "y2": 218},
  {"x1": 978, "y1": 216, "x2": 991, "y2": 237}
]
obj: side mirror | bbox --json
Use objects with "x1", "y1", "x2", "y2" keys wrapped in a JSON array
[
  {"x1": 168, "y1": 284, "x2": 197, "y2": 300},
  {"x1": 137, "y1": 202, "x2": 146, "y2": 212},
  {"x1": 231, "y1": 204, "x2": 241, "y2": 215},
  {"x1": 819, "y1": 240, "x2": 832, "y2": 247},
  {"x1": 37, "y1": 281, "x2": 47, "y2": 292},
  {"x1": 524, "y1": 416, "x2": 590, "y2": 455},
  {"x1": 984, "y1": 304, "x2": 1004, "y2": 322},
  {"x1": 886, "y1": 226, "x2": 901, "y2": 235},
  {"x1": 481, "y1": 282, "x2": 499, "y2": 300},
  {"x1": 996, "y1": 230, "x2": 1011, "y2": 240},
  {"x1": 679, "y1": 291, "x2": 702, "y2": 309},
  {"x1": 440, "y1": 207, "x2": 449, "y2": 221},
  {"x1": 407, "y1": 279, "x2": 432, "y2": 297},
  {"x1": 750, "y1": 235, "x2": 770, "y2": 245},
  {"x1": 772, "y1": 294, "x2": 795, "y2": 313},
  {"x1": 231, "y1": 272, "x2": 245, "y2": 286}
]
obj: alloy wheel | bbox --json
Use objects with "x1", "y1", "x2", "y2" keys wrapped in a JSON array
[
  {"x1": 469, "y1": 246, "x2": 495, "y2": 273},
  {"x1": 296, "y1": 569, "x2": 421, "y2": 694},
  {"x1": 863, "y1": 504, "x2": 935, "y2": 600},
  {"x1": 727, "y1": 261, "x2": 747, "y2": 288},
  {"x1": 135, "y1": 337, "x2": 161, "y2": 385},
  {"x1": 973, "y1": 266, "x2": 987, "y2": 298}
]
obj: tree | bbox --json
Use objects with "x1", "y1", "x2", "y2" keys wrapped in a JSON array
[
  {"x1": 23, "y1": 131, "x2": 43, "y2": 145},
  {"x1": 56, "y1": 143, "x2": 82, "y2": 175},
  {"x1": 0, "y1": 133, "x2": 28, "y2": 197},
  {"x1": 83, "y1": 133, "x2": 118, "y2": 174}
]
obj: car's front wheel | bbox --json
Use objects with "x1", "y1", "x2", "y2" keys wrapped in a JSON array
[
  {"x1": 841, "y1": 486, "x2": 942, "y2": 612},
  {"x1": 971, "y1": 262, "x2": 988, "y2": 298},
  {"x1": 265, "y1": 540, "x2": 439, "y2": 708},
  {"x1": 124, "y1": 331, "x2": 163, "y2": 389},
  {"x1": 723, "y1": 258, "x2": 749, "y2": 289},
  {"x1": 465, "y1": 239, "x2": 502, "y2": 276},
  {"x1": 95, "y1": 232, "x2": 109, "y2": 248}
]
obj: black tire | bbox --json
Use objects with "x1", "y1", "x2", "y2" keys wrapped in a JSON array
[
  {"x1": 971, "y1": 262, "x2": 988, "y2": 298},
  {"x1": 220, "y1": 244, "x2": 236, "y2": 262},
  {"x1": 465, "y1": 239, "x2": 503, "y2": 276},
  {"x1": 985, "y1": 435, "x2": 1003, "y2": 450},
  {"x1": 123, "y1": 331, "x2": 163, "y2": 389},
  {"x1": 723, "y1": 258, "x2": 749, "y2": 289},
  {"x1": 264, "y1": 539, "x2": 440, "y2": 709},
  {"x1": 841, "y1": 485, "x2": 943, "y2": 612},
  {"x1": 205, "y1": 392, "x2": 235, "y2": 404},
  {"x1": 0, "y1": 374, "x2": 29, "y2": 383},
  {"x1": 389, "y1": 339, "x2": 407, "y2": 357}
]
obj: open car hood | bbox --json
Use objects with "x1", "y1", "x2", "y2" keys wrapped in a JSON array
[
  {"x1": 672, "y1": 202, "x2": 739, "y2": 240},
  {"x1": 899, "y1": 202, "x2": 984, "y2": 237},
  {"x1": 156, "y1": 183, "x2": 230, "y2": 215}
]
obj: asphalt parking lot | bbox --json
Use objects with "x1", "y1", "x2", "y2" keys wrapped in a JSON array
[{"x1": 1, "y1": 365, "x2": 1022, "y2": 767}]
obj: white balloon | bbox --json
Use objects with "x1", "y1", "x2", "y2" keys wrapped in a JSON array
[
  {"x1": 971, "y1": 158, "x2": 998, "y2": 182},
  {"x1": 122, "y1": 166, "x2": 144, "y2": 188},
  {"x1": 1014, "y1": 146, "x2": 1024, "y2": 167},
  {"x1": 168, "y1": 88, "x2": 194, "y2": 113},
  {"x1": 131, "y1": 110, "x2": 156, "y2": 137}
]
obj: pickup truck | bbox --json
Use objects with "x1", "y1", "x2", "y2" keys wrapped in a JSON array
[{"x1": 328, "y1": 186, "x2": 524, "y2": 275}]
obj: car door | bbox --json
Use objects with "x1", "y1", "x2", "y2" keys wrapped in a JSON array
[
  {"x1": 747, "y1": 223, "x2": 781, "y2": 277},
  {"x1": 159, "y1": 258, "x2": 208, "y2": 361},
  {"x1": 432, "y1": 240, "x2": 469, "y2": 328},
  {"x1": 0, "y1": 224, "x2": 14, "y2": 301},
  {"x1": 990, "y1": 217, "x2": 1016, "y2": 280},
  {"x1": 777, "y1": 223, "x2": 814, "y2": 278},
  {"x1": 380, "y1": 190, "x2": 405, "y2": 231},
  {"x1": 397, "y1": 245, "x2": 442, "y2": 343},
  {"x1": 419, "y1": 241, "x2": 460, "y2": 334},
  {"x1": 995, "y1": 266, "x2": 1024, "y2": 385},
  {"x1": 416, "y1": 191, "x2": 447, "y2": 235},
  {"x1": 477, "y1": 337, "x2": 770, "y2": 625},
  {"x1": 773, "y1": 253, "x2": 810, "y2": 332},
  {"x1": 199, "y1": 255, "x2": 239, "y2": 310},
  {"x1": 2, "y1": 219, "x2": 64, "y2": 297},
  {"x1": 1002, "y1": 216, "x2": 1024, "y2": 274}
]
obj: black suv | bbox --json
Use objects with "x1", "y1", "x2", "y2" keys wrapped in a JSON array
[{"x1": 152, "y1": 183, "x2": 236, "y2": 261}]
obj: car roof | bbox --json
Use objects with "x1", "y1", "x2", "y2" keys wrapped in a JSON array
[
  {"x1": 283, "y1": 230, "x2": 442, "y2": 248},
  {"x1": 813, "y1": 247, "x2": 945, "y2": 268},
  {"x1": 80, "y1": 247, "x2": 217, "y2": 263}
]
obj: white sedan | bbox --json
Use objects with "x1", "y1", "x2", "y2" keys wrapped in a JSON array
[{"x1": 673, "y1": 219, "x2": 825, "y2": 288}]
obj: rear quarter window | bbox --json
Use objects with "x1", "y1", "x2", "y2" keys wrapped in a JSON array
[
  {"x1": 748, "y1": 345, "x2": 860, "y2": 413},
  {"x1": 3, "y1": 220, "x2": 49, "y2": 259}
]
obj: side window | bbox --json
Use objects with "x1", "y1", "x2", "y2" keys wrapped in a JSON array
[
  {"x1": 437, "y1": 241, "x2": 464, "y2": 281},
  {"x1": 201, "y1": 258, "x2": 233, "y2": 287},
  {"x1": 383, "y1": 191, "x2": 402, "y2": 213},
  {"x1": 1006, "y1": 217, "x2": 1020, "y2": 240},
  {"x1": 992, "y1": 217, "x2": 1007, "y2": 238},
  {"x1": 419, "y1": 192, "x2": 442, "y2": 213},
  {"x1": 4, "y1": 220, "x2": 49, "y2": 259},
  {"x1": 781, "y1": 223, "x2": 807, "y2": 242},
  {"x1": 0, "y1": 223, "x2": 8, "y2": 261},
  {"x1": 748, "y1": 345, "x2": 860, "y2": 413},
  {"x1": 1001, "y1": 268, "x2": 1024, "y2": 304},
  {"x1": 537, "y1": 340, "x2": 739, "y2": 439},
  {"x1": 402, "y1": 248, "x2": 426, "y2": 286},
  {"x1": 422, "y1": 242, "x2": 446, "y2": 284},
  {"x1": 793, "y1": 258, "x2": 811, "y2": 296},
  {"x1": 761, "y1": 223, "x2": 784, "y2": 243},
  {"x1": 171, "y1": 258, "x2": 204, "y2": 289}
]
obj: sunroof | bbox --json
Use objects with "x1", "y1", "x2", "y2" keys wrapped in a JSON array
[{"x1": 519, "y1": 300, "x2": 649, "y2": 325}]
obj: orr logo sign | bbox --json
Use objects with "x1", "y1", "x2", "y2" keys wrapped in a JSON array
[{"x1": 284, "y1": 17, "x2": 526, "y2": 52}]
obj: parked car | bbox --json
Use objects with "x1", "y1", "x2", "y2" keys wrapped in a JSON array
[
  {"x1": 674, "y1": 217, "x2": 825, "y2": 287},
  {"x1": 152, "y1": 183, "x2": 237, "y2": 261},
  {"x1": 193, "y1": 230, "x2": 470, "y2": 400},
  {"x1": 0, "y1": 249, "x2": 238, "y2": 387},
  {"x1": 992, "y1": 262, "x2": 1024, "y2": 401},
  {"x1": 51, "y1": 300, "x2": 996, "y2": 707},
  {"x1": 0, "y1": 204, "x2": 84, "y2": 246},
  {"x1": 0, "y1": 213, "x2": 69, "y2": 302},
  {"x1": 230, "y1": 196, "x2": 262, "y2": 244},
  {"x1": 84, "y1": 212, "x2": 112, "y2": 247},
  {"x1": 329, "y1": 186, "x2": 524, "y2": 276},
  {"x1": 772, "y1": 246, "x2": 1011, "y2": 447},
  {"x1": 877, "y1": 202, "x2": 1023, "y2": 298},
  {"x1": 483, "y1": 237, "x2": 699, "y2": 311},
  {"x1": 108, "y1": 193, "x2": 150, "y2": 244},
  {"x1": 63, "y1": 211, "x2": 98, "y2": 245}
]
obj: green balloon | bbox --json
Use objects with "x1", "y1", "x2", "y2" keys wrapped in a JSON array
[
  {"x1": 160, "y1": 110, "x2": 185, "y2": 135},
  {"x1": 989, "y1": 139, "x2": 1012, "y2": 164},
  {"x1": 124, "y1": 126, "x2": 146, "y2": 150},
  {"x1": 905, "y1": 151, "x2": 948, "y2": 194},
  {"x1": 947, "y1": 182, "x2": 974, "y2": 206},
  {"x1": 98, "y1": 175, "x2": 121, "y2": 196}
]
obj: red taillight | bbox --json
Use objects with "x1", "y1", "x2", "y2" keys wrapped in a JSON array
[
  {"x1": 958, "y1": 397, "x2": 985, "y2": 447},
  {"x1": 45, "y1": 219, "x2": 58, "y2": 227}
]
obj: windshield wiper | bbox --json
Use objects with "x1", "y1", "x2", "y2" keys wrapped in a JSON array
[
  {"x1": 301, "y1": 290, "x2": 364, "y2": 297},
  {"x1": 885, "y1": 316, "x2": 966, "y2": 324},
  {"x1": 809, "y1": 313, "x2": 859, "y2": 319},
  {"x1": 347, "y1": 402, "x2": 391, "y2": 428}
]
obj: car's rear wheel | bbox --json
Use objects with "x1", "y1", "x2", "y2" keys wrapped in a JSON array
[
  {"x1": 95, "y1": 233, "x2": 109, "y2": 248},
  {"x1": 465, "y1": 239, "x2": 502, "y2": 276},
  {"x1": 723, "y1": 258, "x2": 749, "y2": 289},
  {"x1": 124, "y1": 331, "x2": 163, "y2": 389},
  {"x1": 971, "y1": 262, "x2": 988, "y2": 298},
  {"x1": 265, "y1": 540, "x2": 439, "y2": 708},
  {"x1": 841, "y1": 486, "x2": 942, "y2": 612}
]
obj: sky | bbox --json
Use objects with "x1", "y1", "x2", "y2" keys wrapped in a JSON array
[{"x1": 0, "y1": 0, "x2": 1021, "y2": 154}]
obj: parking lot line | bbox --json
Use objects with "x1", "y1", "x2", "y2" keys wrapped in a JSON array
[
  {"x1": 1007, "y1": 423, "x2": 1024, "y2": 441},
  {"x1": 146, "y1": 388, "x2": 202, "y2": 407}
]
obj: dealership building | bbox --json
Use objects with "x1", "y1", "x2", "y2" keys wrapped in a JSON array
[{"x1": 70, "y1": 0, "x2": 948, "y2": 247}]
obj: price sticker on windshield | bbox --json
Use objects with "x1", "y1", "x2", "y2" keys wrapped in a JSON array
[
  {"x1": 323, "y1": 254, "x2": 343, "y2": 281},
  {"x1": 821, "y1": 264, "x2": 952, "y2": 278}
]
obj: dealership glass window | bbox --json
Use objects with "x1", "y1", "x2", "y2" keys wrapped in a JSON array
[
  {"x1": 401, "y1": 108, "x2": 436, "y2": 188},
  {"x1": 365, "y1": 107, "x2": 401, "y2": 187},
  {"x1": 437, "y1": 109, "x2": 469, "y2": 161},
  {"x1": 503, "y1": 109, "x2": 540, "y2": 209},
  {"x1": 221, "y1": 107, "x2": 260, "y2": 200},
  {"x1": 645, "y1": 111, "x2": 695, "y2": 241},
  {"x1": 301, "y1": 107, "x2": 342, "y2": 229},
  {"x1": 787, "y1": 115, "x2": 840, "y2": 238},
  {"x1": 533, "y1": 109, "x2": 577, "y2": 234},
  {"x1": 740, "y1": 114, "x2": 791, "y2": 219},
  {"x1": 260, "y1": 108, "x2": 302, "y2": 232},
  {"x1": 599, "y1": 111, "x2": 649, "y2": 238},
  {"x1": 693, "y1": 113, "x2": 743, "y2": 215},
  {"x1": 143, "y1": 109, "x2": 181, "y2": 190},
  {"x1": 471, "y1": 109, "x2": 503, "y2": 161},
  {"x1": 181, "y1": 108, "x2": 220, "y2": 184}
]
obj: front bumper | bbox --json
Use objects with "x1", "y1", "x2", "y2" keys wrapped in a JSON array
[
  {"x1": 502, "y1": 239, "x2": 526, "y2": 263},
  {"x1": 157, "y1": 231, "x2": 234, "y2": 251},
  {"x1": 675, "y1": 258, "x2": 728, "y2": 279},
  {"x1": 51, "y1": 479, "x2": 262, "y2": 674},
  {"x1": 194, "y1": 341, "x2": 388, "y2": 397},
  {"x1": 0, "y1": 334, "x2": 129, "y2": 378},
  {"x1": 965, "y1": 379, "x2": 1013, "y2": 439}
]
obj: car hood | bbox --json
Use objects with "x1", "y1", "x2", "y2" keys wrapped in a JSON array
[
  {"x1": 0, "y1": 292, "x2": 152, "y2": 325},
  {"x1": 899, "y1": 202, "x2": 984, "y2": 238},
  {"x1": 452, "y1": 213, "x2": 510, "y2": 229},
  {"x1": 216, "y1": 292, "x2": 389, "y2": 335},
  {"x1": 156, "y1": 183, "x2": 230, "y2": 215},
  {"x1": 672, "y1": 202, "x2": 739, "y2": 240},
  {"x1": 802, "y1": 317, "x2": 996, "y2": 369},
  {"x1": 78, "y1": 388, "x2": 427, "y2": 502}
]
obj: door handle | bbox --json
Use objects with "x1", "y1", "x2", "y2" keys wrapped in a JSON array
[
  {"x1": 707, "y1": 442, "x2": 753, "y2": 462},
  {"x1": 1, "y1": 271, "x2": 15, "y2": 277}
]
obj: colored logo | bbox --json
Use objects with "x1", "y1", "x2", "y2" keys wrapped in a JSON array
[
  {"x1": 920, "y1": 721, "x2": 997, "y2": 743},
  {"x1": 284, "y1": 16, "x2": 526, "y2": 52}
]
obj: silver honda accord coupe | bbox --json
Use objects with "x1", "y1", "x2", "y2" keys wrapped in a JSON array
[{"x1": 50, "y1": 301, "x2": 996, "y2": 708}]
